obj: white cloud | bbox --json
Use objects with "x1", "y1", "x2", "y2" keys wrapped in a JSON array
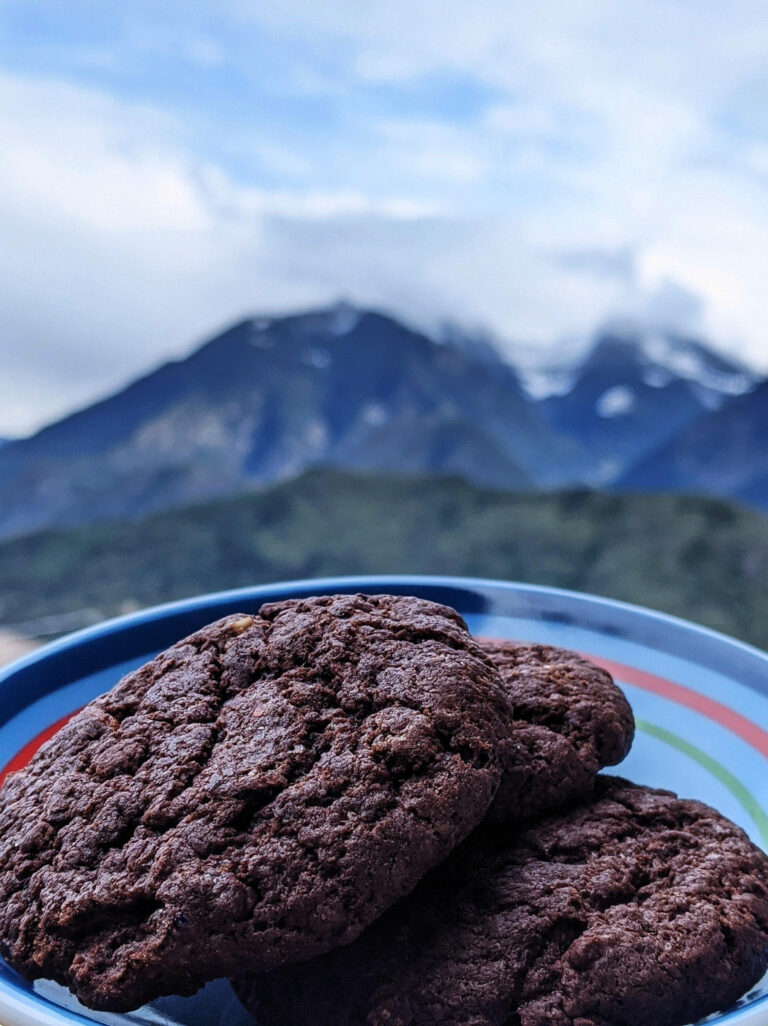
[
  {"x1": 3, "y1": 1, "x2": 768, "y2": 434},
  {"x1": 0, "y1": 73, "x2": 450, "y2": 435},
  {"x1": 483, "y1": 102, "x2": 561, "y2": 141},
  {"x1": 373, "y1": 120, "x2": 488, "y2": 185},
  {"x1": 250, "y1": 2, "x2": 768, "y2": 367}
]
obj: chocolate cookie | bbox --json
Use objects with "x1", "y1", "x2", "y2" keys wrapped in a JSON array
[
  {"x1": 485, "y1": 642, "x2": 634, "y2": 820},
  {"x1": 235, "y1": 777, "x2": 768, "y2": 1026},
  {"x1": 0, "y1": 594, "x2": 515, "y2": 1011}
]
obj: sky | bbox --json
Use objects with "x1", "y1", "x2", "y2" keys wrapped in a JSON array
[{"x1": 2, "y1": 1, "x2": 768, "y2": 435}]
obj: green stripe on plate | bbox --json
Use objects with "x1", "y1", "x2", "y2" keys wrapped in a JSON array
[{"x1": 636, "y1": 719, "x2": 768, "y2": 848}]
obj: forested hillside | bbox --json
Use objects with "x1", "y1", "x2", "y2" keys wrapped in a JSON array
[{"x1": 2, "y1": 469, "x2": 767, "y2": 650}]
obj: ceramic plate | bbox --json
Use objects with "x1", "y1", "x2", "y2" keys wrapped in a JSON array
[{"x1": 0, "y1": 576, "x2": 766, "y2": 1026}]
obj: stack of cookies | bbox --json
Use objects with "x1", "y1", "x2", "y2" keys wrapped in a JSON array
[{"x1": 0, "y1": 593, "x2": 766, "y2": 1026}]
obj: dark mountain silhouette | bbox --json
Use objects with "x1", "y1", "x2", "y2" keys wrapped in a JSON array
[
  {"x1": 0, "y1": 305, "x2": 762, "y2": 540},
  {"x1": 619, "y1": 378, "x2": 768, "y2": 509},
  {"x1": 0, "y1": 304, "x2": 588, "y2": 539},
  {"x1": 540, "y1": 329, "x2": 755, "y2": 484}
]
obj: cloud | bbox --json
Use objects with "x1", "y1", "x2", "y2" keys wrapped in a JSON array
[
  {"x1": 0, "y1": 73, "x2": 448, "y2": 434},
  {"x1": 2, "y1": 2, "x2": 768, "y2": 434},
  {"x1": 556, "y1": 247, "x2": 636, "y2": 283},
  {"x1": 179, "y1": 2, "x2": 768, "y2": 369}
]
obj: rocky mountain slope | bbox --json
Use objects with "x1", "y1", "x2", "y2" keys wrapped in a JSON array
[
  {"x1": 620, "y1": 378, "x2": 768, "y2": 508},
  {"x1": 540, "y1": 329, "x2": 755, "y2": 484},
  {"x1": 0, "y1": 304, "x2": 762, "y2": 538},
  {"x1": 0, "y1": 305, "x2": 582, "y2": 538}
]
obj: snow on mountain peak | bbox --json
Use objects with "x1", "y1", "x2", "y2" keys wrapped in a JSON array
[
  {"x1": 518, "y1": 365, "x2": 578, "y2": 400},
  {"x1": 638, "y1": 332, "x2": 754, "y2": 395},
  {"x1": 642, "y1": 366, "x2": 673, "y2": 389},
  {"x1": 302, "y1": 346, "x2": 332, "y2": 370},
  {"x1": 525, "y1": 325, "x2": 758, "y2": 402},
  {"x1": 327, "y1": 303, "x2": 361, "y2": 336},
  {"x1": 596, "y1": 385, "x2": 635, "y2": 418},
  {"x1": 248, "y1": 319, "x2": 274, "y2": 348}
]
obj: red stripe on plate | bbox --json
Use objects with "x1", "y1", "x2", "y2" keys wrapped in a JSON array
[
  {"x1": 0, "y1": 710, "x2": 78, "y2": 786},
  {"x1": 3, "y1": 642, "x2": 768, "y2": 786},
  {"x1": 587, "y1": 654, "x2": 768, "y2": 761},
  {"x1": 477, "y1": 637, "x2": 768, "y2": 762}
]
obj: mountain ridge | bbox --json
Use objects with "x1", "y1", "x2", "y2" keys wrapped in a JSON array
[
  {"x1": 619, "y1": 378, "x2": 768, "y2": 504},
  {"x1": 0, "y1": 306, "x2": 563, "y2": 538},
  {"x1": 0, "y1": 303, "x2": 762, "y2": 539},
  {"x1": 540, "y1": 329, "x2": 758, "y2": 485}
]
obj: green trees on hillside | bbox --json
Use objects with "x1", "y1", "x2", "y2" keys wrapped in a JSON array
[{"x1": 1, "y1": 469, "x2": 767, "y2": 650}]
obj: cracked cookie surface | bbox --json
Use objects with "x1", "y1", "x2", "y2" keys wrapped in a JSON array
[
  {"x1": 0, "y1": 593, "x2": 514, "y2": 1011},
  {"x1": 235, "y1": 777, "x2": 768, "y2": 1026},
  {"x1": 485, "y1": 642, "x2": 634, "y2": 820}
]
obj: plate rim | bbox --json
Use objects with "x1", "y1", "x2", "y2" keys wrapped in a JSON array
[
  {"x1": 2, "y1": 574, "x2": 768, "y2": 700},
  {"x1": 1, "y1": 575, "x2": 767, "y2": 1026}
]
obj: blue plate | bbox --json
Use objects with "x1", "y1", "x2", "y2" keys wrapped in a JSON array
[{"x1": 1, "y1": 576, "x2": 767, "y2": 1026}]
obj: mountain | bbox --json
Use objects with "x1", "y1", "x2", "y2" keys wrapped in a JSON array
[
  {"x1": 2, "y1": 469, "x2": 768, "y2": 651},
  {"x1": 619, "y1": 379, "x2": 768, "y2": 509},
  {"x1": 0, "y1": 304, "x2": 586, "y2": 539},
  {"x1": 539, "y1": 328, "x2": 756, "y2": 484},
  {"x1": 0, "y1": 307, "x2": 761, "y2": 541}
]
